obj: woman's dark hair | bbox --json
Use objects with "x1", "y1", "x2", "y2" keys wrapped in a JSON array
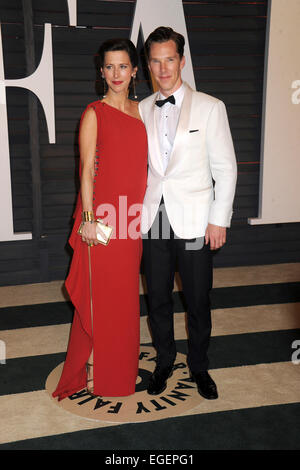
[
  {"x1": 98, "y1": 38, "x2": 138, "y2": 69},
  {"x1": 144, "y1": 26, "x2": 185, "y2": 60}
]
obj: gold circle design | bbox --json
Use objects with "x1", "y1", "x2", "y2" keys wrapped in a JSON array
[{"x1": 45, "y1": 346, "x2": 202, "y2": 423}]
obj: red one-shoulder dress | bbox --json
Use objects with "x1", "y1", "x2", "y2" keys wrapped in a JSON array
[{"x1": 52, "y1": 101, "x2": 148, "y2": 400}]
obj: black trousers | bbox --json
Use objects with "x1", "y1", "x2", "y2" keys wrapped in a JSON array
[{"x1": 142, "y1": 200, "x2": 213, "y2": 373}]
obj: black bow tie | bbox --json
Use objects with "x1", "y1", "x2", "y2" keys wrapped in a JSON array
[{"x1": 155, "y1": 95, "x2": 176, "y2": 107}]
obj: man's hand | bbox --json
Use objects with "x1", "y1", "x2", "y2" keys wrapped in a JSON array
[{"x1": 205, "y1": 223, "x2": 226, "y2": 250}]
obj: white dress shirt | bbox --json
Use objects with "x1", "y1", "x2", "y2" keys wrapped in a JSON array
[{"x1": 155, "y1": 83, "x2": 185, "y2": 173}]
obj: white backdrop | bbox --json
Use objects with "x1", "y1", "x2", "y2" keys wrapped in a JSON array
[{"x1": 249, "y1": 0, "x2": 300, "y2": 225}]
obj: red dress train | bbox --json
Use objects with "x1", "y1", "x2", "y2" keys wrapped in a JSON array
[{"x1": 52, "y1": 101, "x2": 147, "y2": 400}]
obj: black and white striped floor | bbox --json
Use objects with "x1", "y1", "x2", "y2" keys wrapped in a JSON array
[{"x1": 0, "y1": 263, "x2": 299, "y2": 450}]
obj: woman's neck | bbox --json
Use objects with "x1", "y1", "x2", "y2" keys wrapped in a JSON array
[{"x1": 102, "y1": 91, "x2": 130, "y2": 112}]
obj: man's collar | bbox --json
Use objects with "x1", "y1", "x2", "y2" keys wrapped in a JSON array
[{"x1": 158, "y1": 82, "x2": 185, "y2": 105}]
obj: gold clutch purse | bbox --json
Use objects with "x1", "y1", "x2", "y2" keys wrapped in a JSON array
[{"x1": 77, "y1": 219, "x2": 113, "y2": 246}]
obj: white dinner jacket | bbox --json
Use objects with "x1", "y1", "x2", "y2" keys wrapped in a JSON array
[{"x1": 138, "y1": 82, "x2": 237, "y2": 239}]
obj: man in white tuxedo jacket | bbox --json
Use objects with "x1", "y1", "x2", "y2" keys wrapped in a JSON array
[{"x1": 139, "y1": 27, "x2": 237, "y2": 399}]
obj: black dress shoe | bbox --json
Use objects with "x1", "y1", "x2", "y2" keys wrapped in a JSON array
[
  {"x1": 147, "y1": 365, "x2": 173, "y2": 395},
  {"x1": 191, "y1": 371, "x2": 218, "y2": 400}
]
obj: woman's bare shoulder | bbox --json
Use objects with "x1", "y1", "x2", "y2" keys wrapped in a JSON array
[{"x1": 82, "y1": 105, "x2": 97, "y2": 121}]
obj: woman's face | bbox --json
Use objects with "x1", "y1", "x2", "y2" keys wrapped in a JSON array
[{"x1": 101, "y1": 50, "x2": 137, "y2": 96}]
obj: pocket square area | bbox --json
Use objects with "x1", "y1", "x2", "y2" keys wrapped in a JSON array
[{"x1": 189, "y1": 129, "x2": 199, "y2": 133}]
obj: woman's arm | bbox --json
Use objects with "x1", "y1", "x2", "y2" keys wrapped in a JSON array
[{"x1": 78, "y1": 107, "x2": 102, "y2": 246}]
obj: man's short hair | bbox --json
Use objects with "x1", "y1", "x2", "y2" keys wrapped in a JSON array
[{"x1": 144, "y1": 26, "x2": 185, "y2": 60}]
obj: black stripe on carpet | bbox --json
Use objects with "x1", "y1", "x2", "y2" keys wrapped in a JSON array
[
  {"x1": 0, "y1": 302, "x2": 74, "y2": 331},
  {"x1": 1, "y1": 329, "x2": 299, "y2": 397},
  {"x1": 0, "y1": 402, "x2": 299, "y2": 450},
  {"x1": 1, "y1": 282, "x2": 300, "y2": 330}
]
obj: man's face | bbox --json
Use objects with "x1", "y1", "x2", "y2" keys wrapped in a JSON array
[{"x1": 148, "y1": 39, "x2": 185, "y2": 96}]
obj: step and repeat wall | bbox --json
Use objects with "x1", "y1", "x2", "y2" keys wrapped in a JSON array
[{"x1": 0, "y1": 0, "x2": 299, "y2": 285}]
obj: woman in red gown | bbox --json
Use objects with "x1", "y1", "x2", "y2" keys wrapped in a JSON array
[{"x1": 52, "y1": 39, "x2": 147, "y2": 400}]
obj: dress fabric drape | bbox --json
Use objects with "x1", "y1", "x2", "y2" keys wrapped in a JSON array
[{"x1": 52, "y1": 101, "x2": 148, "y2": 400}]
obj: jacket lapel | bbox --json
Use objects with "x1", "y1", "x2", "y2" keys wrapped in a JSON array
[
  {"x1": 146, "y1": 92, "x2": 164, "y2": 174},
  {"x1": 166, "y1": 83, "x2": 193, "y2": 174}
]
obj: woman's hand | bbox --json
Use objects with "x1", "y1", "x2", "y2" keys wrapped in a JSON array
[
  {"x1": 80, "y1": 221, "x2": 108, "y2": 246},
  {"x1": 81, "y1": 221, "x2": 99, "y2": 246}
]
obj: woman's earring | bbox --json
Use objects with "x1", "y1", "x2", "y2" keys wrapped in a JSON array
[
  {"x1": 102, "y1": 76, "x2": 106, "y2": 98},
  {"x1": 132, "y1": 75, "x2": 137, "y2": 99}
]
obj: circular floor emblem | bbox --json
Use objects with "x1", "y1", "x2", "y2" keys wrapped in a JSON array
[{"x1": 45, "y1": 346, "x2": 202, "y2": 423}]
